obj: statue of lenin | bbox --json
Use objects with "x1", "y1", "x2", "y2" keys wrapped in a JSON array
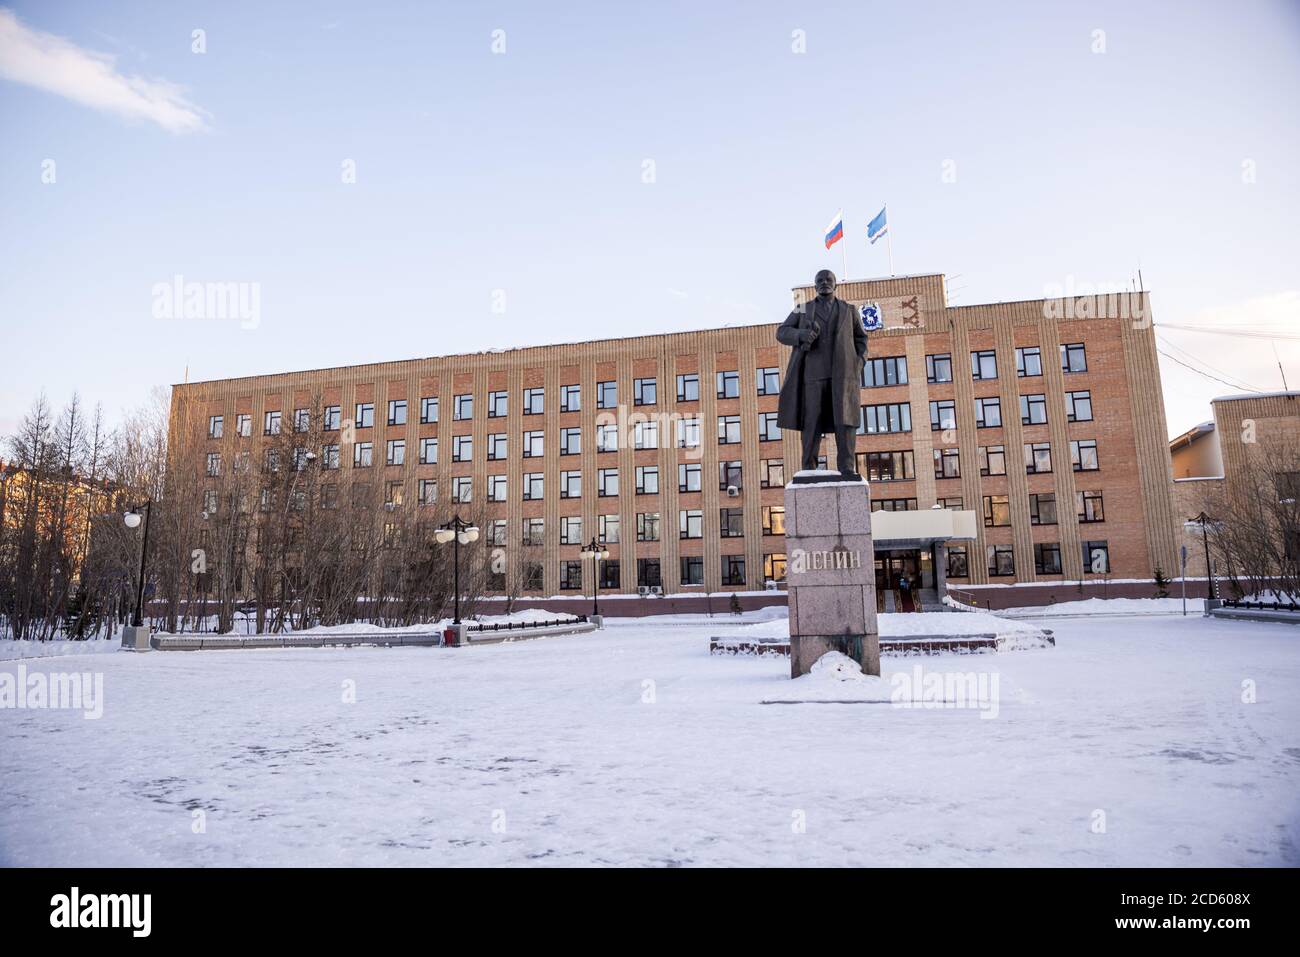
[{"x1": 775, "y1": 270, "x2": 868, "y2": 478}]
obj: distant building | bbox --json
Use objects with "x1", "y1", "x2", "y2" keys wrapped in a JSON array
[{"x1": 170, "y1": 273, "x2": 1181, "y2": 603}]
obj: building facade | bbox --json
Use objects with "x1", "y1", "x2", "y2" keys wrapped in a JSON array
[{"x1": 171, "y1": 273, "x2": 1180, "y2": 599}]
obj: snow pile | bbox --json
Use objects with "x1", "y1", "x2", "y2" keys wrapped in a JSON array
[
  {"x1": 730, "y1": 610, "x2": 1042, "y2": 640},
  {"x1": 998, "y1": 597, "x2": 1205, "y2": 618},
  {"x1": 0, "y1": 639, "x2": 121, "y2": 661},
  {"x1": 763, "y1": 651, "x2": 893, "y2": 703}
]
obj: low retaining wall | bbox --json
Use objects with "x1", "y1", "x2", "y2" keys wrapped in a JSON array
[
  {"x1": 709, "y1": 632, "x2": 1053, "y2": 657},
  {"x1": 152, "y1": 619, "x2": 598, "y2": 651}
]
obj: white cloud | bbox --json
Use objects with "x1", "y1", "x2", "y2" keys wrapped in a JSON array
[{"x1": 0, "y1": 8, "x2": 208, "y2": 133}]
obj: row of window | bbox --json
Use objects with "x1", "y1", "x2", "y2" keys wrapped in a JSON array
[
  {"x1": 501, "y1": 553, "x2": 787, "y2": 591},
  {"x1": 951, "y1": 540, "x2": 1110, "y2": 578},
  {"x1": 925, "y1": 344, "x2": 1088, "y2": 385},
  {"x1": 854, "y1": 439, "x2": 1101, "y2": 483},
  {"x1": 982, "y1": 490, "x2": 1106, "y2": 527}
]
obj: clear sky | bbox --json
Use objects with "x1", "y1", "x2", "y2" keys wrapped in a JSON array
[{"x1": 2, "y1": 0, "x2": 1298, "y2": 440}]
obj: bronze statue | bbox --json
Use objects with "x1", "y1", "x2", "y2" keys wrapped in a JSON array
[{"x1": 776, "y1": 270, "x2": 868, "y2": 477}]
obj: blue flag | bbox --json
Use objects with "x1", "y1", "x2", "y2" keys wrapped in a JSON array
[{"x1": 867, "y1": 206, "x2": 888, "y2": 245}]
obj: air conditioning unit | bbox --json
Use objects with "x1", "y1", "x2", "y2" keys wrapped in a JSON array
[
  {"x1": 638, "y1": 585, "x2": 650, "y2": 596},
  {"x1": 726, "y1": 485, "x2": 740, "y2": 497},
  {"x1": 650, "y1": 585, "x2": 663, "y2": 596},
  {"x1": 765, "y1": 580, "x2": 779, "y2": 591}
]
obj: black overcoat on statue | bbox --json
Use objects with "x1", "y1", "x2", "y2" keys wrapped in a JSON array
[{"x1": 775, "y1": 297, "x2": 869, "y2": 434}]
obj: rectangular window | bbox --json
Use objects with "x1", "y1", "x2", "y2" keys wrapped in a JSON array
[
  {"x1": 385, "y1": 481, "x2": 404, "y2": 508},
  {"x1": 764, "y1": 553, "x2": 787, "y2": 583},
  {"x1": 320, "y1": 484, "x2": 339, "y2": 510},
  {"x1": 599, "y1": 560, "x2": 620, "y2": 591},
  {"x1": 862, "y1": 355, "x2": 908, "y2": 388},
  {"x1": 418, "y1": 479, "x2": 437, "y2": 506},
  {"x1": 974, "y1": 396, "x2": 1002, "y2": 428},
  {"x1": 560, "y1": 470, "x2": 581, "y2": 498},
  {"x1": 208, "y1": 415, "x2": 223, "y2": 438},
  {"x1": 633, "y1": 419, "x2": 659, "y2": 450},
  {"x1": 522, "y1": 472, "x2": 544, "y2": 501},
  {"x1": 721, "y1": 554, "x2": 746, "y2": 586},
  {"x1": 386, "y1": 439, "x2": 405, "y2": 466},
  {"x1": 762, "y1": 505, "x2": 785, "y2": 535},
  {"x1": 979, "y1": 445, "x2": 1006, "y2": 476},
  {"x1": 1024, "y1": 442, "x2": 1052, "y2": 474},
  {"x1": 757, "y1": 367, "x2": 781, "y2": 395},
  {"x1": 488, "y1": 390, "x2": 508, "y2": 418},
  {"x1": 1020, "y1": 393, "x2": 1048, "y2": 425},
  {"x1": 718, "y1": 415, "x2": 741, "y2": 444},
  {"x1": 1077, "y1": 490, "x2": 1105, "y2": 523},
  {"x1": 1082, "y1": 540, "x2": 1110, "y2": 573},
  {"x1": 987, "y1": 544, "x2": 1015, "y2": 577},
  {"x1": 454, "y1": 394, "x2": 473, "y2": 420},
  {"x1": 264, "y1": 410, "x2": 282, "y2": 435},
  {"x1": 947, "y1": 546, "x2": 969, "y2": 578},
  {"x1": 638, "y1": 557, "x2": 662, "y2": 588},
  {"x1": 1061, "y1": 342, "x2": 1087, "y2": 373},
  {"x1": 637, "y1": 512, "x2": 660, "y2": 542},
  {"x1": 680, "y1": 556, "x2": 704, "y2": 585},
  {"x1": 321, "y1": 444, "x2": 340, "y2": 470},
  {"x1": 860, "y1": 402, "x2": 912, "y2": 434},
  {"x1": 353, "y1": 442, "x2": 373, "y2": 468},
  {"x1": 758, "y1": 411, "x2": 780, "y2": 442},
  {"x1": 522, "y1": 562, "x2": 544, "y2": 590},
  {"x1": 937, "y1": 496, "x2": 964, "y2": 509},
  {"x1": 487, "y1": 433, "x2": 507, "y2": 460},
  {"x1": 929, "y1": 399, "x2": 956, "y2": 432},
  {"x1": 387, "y1": 399, "x2": 406, "y2": 426},
  {"x1": 487, "y1": 474, "x2": 508, "y2": 502},
  {"x1": 760, "y1": 459, "x2": 785, "y2": 488},
  {"x1": 679, "y1": 462, "x2": 701, "y2": 493},
  {"x1": 871, "y1": 498, "x2": 918, "y2": 512},
  {"x1": 598, "y1": 467, "x2": 619, "y2": 497},
  {"x1": 236, "y1": 413, "x2": 252, "y2": 436},
  {"x1": 676, "y1": 416, "x2": 701, "y2": 449},
  {"x1": 560, "y1": 384, "x2": 580, "y2": 412},
  {"x1": 676, "y1": 373, "x2": 700, "y2": 402},
  {"x1": 420, "y1": 396, "x2": 438, "y2": 424},
  {"x1": 971, "y1": 350, "x2": 997, "y2": 380},
  {"x1": 1035, "y1": 542, "x2": 1062, "y2": 575},
  {"x1": 486, "y1": 519, "x2": 507, "y2": 545},
  {"x1": 636, "y1": 465, "x2": 659, "y2": 495},
  {"x1": 453, "y1": 434, "x2": 472, "y2": 462},
  {"x1": 933, "y1": 447, "x2": 960, "y2": 479},
  {"x1": 1071, "y1": 439, "x2": 1099, "y2": 471},
  {"x1": 926, "y1": 353, "x2": 953, "y2": 383},
  {"x1": 1029, "y1": 492, "x2": 1058, "y2": 526},
  {"x1": 354, "y1": 403, "x2": 374, "y2": 429},
  {"x1": 719, "y1": 460, "x2": 743, "y2": 491},
  {"x1": 206, "y1": 452, "x2": 221, "y2": 476},
  {"x1": 522, "y1": 517, "x2": 545, "y2": 546},
  {"x1": 1066, "y1": 390, "x2": 1094, "y2": 422},
  {"x1": 560, "y1": 516, "x2": 583, "y2": 545},
  {"x1": 859, "y1": 450, "x2": 915, "y2": 482},
  {"x1": 634, "y1": 377, "x2": 657, "y2": 406},
  {"x1": 522, "y1": 430, "x2": 544, "y2": 458},
  {"x1": 716, "y1": 370, "x2": 740, "y2": 399},
  {"x1": 596, "y1": 380, "x2": 617, "y2": 409},
  {"x1": 292, "y1": 408, "x2": 310, "y2": 433},
  {"x1": 679, "y1": 509, "x2": 703, "y2": 539},
  {"x1": 598, "y1": 513, "x2": 619, "y2": 544},
  {"x1": 983, "y1": 494, "x2": 1011, "y2": 527},
  {"x1": 1016, "y1": 346, "x2": 1043, "y2": 378},
  {"x1": 719, "y1": 507, "x2": 744, "y2": 538},
  {"x1": 523, "y1": 387, "x2": 544, "y2": 415},
  {"x1": 419, "y1": 437, "x2": 438, "y2": 465},
  {"x1": 560, "y1": 426, "x2": 581, "y2": 456},
  {"x1": 596, "y1": 423, "x2": 618, "y2": 452},
  {"x1": 559, "y1": 560, "x2": 583, "y2": 590}
]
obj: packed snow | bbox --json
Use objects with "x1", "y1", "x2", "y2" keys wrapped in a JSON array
[
  {"x1": 997, "y1": 597, "x2": 1208, "y2": 618},
  {"x1": 1, "y1": 612, "x2": 1297, "y2": 866}
]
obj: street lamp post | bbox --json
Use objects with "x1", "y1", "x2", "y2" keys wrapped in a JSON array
[
  {"x1": 1183, "y1": 511, "x2": 1218, "y2": 607},
  {"x1": 435, "y1": 514, "x2": 479, "y2": 624},
  {"x1": 124, "y1": 500, "x2": 153, "y2": 628},
  {"x1": 580, "y1": 537, "x2": 610, "y2": 618}
]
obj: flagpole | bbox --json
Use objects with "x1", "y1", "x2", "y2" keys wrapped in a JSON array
[
  {"x1": 885, "y1": 204, "x2": 894, "y2": 276},
  {"x1": 841, "y1": 212, "x2": 849, "y2": 279}
]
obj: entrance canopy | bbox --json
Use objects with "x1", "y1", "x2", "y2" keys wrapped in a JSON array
[{"x1": 871, "y1": 507, "x2": 977, "y2": 548}]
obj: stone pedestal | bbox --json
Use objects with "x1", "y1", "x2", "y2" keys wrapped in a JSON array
[
  {"x1": 784, "y1": 472, "x2": 880, "y2": 677},
  {"x1": 120, "y1": 624, "x2": 153, "y2": 652}
]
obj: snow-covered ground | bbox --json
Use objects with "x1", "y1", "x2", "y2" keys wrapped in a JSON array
[
  {"x1": 997, "y1": 597, "x2": 1208, "y2": 618},
  {"x1": 0, "y1": 638, "x2": 122, "y2": 661},
  {"x1": 1, "y1": 612, "x2": 1297, "y2": 866}
]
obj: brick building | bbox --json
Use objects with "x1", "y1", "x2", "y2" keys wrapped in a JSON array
[{"x1": 171, "y1": 273, "x2": 1181, "y2": 602}]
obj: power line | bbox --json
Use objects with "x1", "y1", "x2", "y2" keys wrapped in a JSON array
[
  {"x1": 1156, "y1": 334, "x2": 1261, "y2": 393},
  {"x1": 1156, "y1": 348, "x2": 1267, "y2": 394},
  {"x1": 1157, "y1": 322, "x2": 1300, "y2": 342}
]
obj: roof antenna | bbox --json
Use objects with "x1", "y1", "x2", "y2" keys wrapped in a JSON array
[{"x1": 1272, "y1": 339, "x2": 1290, "y2": 391}]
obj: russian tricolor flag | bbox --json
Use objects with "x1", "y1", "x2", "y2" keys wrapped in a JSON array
[{"x1": 824, "y1": 210, "x2": 844, "y2": 249}]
